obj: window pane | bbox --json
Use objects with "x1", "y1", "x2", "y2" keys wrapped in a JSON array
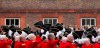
[
  {"x1": 49, "y1": 19, "x2": 52, "y2": 24},
  {"x1": 91, "y1": 19, "x2": 95, "y2": 25},
  {"x1": 87, "y1": 19, "x2": 90, "y2": 25},
  {"x1": 43, "y1": 18, "x2": 58, "y2": 25},
  {"x1": 44, "y1": 19, "x2": 48, "y2": 24},
  {"x1": 11, "y1": 19, "x2": 14, "y2": 25},
  {"x1": 6, "y1": 19, "x2": 10, "y2": 25},
  {"x1": 53, "y1": 19, "x2": 57, "y2": 25},
  {"x1": 82, "y1": 19, "x2": 85, "y2": 26},
  {"x1": 15, "y1": 19, "x2": 19, "y2": 25}
]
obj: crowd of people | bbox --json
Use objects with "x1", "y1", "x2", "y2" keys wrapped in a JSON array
[{"x1": 0, "y1": 21, "x2": 100, "y2": 48}]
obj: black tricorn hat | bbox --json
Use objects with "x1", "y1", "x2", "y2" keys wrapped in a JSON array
[
  {"x1": 9, "y1": 24, "x2": 16, "y2": 32},
  {"x1": 73, "y1": 31, "x2": 84, "y2": 39},
  {"x1": 1, "y1": 25, "x2": 9, "y2": 32},
  {"x1": 43, "y1": 24, "x2": 51, "y2": 31},
  {"x1": 55, "y1": 23, "x2": 63, "y2": 30},
  {"x1": 86, "y1": 33, "x2": 93, "y2": 38},
  {"x1": 65, "y1": 28, "x2": 71, "y2": 34},
  {"x1": 16, "y1": 28, "x2": 22, "y2": 34},
  {"x1": 16, "y1": 28, "x2": 21, "y2": 32},
  {"x1": 49, "y1": 26, "x2": 59, "y2": 33},
  {"x1": 34, "y1": 21, "x2": 44, "y2": 28}
]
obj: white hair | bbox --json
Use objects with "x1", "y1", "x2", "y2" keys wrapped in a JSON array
[
  {"x1": 62, "y1": 37, "x2": 67, "y2": 41},
  {"x1": 0, "y1": 35, "x2": 7, "y2": 40},
  {"x1": 61, "y1": 36, "x2": 67, "y2": 43},
  {"x1": 20, "y1": 35, "x2": 26, "y2": 38},
  {"x1": 67, "y1": 34, "x2": 74, "y2": 42},
  {"x1": 48, "y1": 33, "x2": 55, "y2": 40},
  {"x1": 67, "y1": 34, "x2": 73, "y2": 39},
  {"x1": 81, "y1": 38, "x2": 90, "y2": 44},
  {"x1": 15, "y1": 36, "x2": 20, "y2": 41},
  {"x1": 49, "y1": 33, "x2": 54, "y2": 36},
  {"x1": 27, "y1": 34, "x2": 36, "y2": 40}
]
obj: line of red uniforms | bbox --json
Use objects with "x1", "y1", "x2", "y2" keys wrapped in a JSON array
[
  {"x1": 1, "y1": 36, "x2": 100, "y2": 48},
  {"x1": 0, "y1": 39, "x2": 12, "y2": 48},
  {"x1": 81, "y1": 42, "x2": 100, "y2": 48},
  {"x1": 14, "y1": 35, "x2": 77, "y2": 48}
]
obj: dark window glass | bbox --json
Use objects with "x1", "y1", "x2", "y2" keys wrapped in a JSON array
[
  {"x1": 6, "y1": 19, "x2": 10, "y2": 25},
  {"x1": 82, "y1": 19, "x2": 85, "y2": 26},
  {"x1": 81, "y1": 18, "x2": 95, "y2": 26},
  {"x1": 6, "y1": 18, "x2": 20, "y2": 27},
  {"x1": 87, "y1": 19, "x2": 90, "y2": 25},
  {"x1": 15, "y1": 19, "x2": 19, "y2": 25},
  {"x1": 44, "y1": 19, "x2": 48, "y2": 24},
  {"x1": 49, "y1": 19, "x2": 52, "y2": 24},
  {"x1": 43, "y1": 18, "x2": 58, "y2": 25},
  {"x1": 53, "y1": 19, "x2": 57, "y2": 25},
  {"x1": 11, "y1": 19, "x2": 14, "y2": 25},
  {"x1": 91, "y1": 19, "x2": 95, "y2": 25}
]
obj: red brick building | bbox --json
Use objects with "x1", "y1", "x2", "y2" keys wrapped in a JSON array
[{"x1": 0, "y1": 0, "x2": 100, "y2": 30}]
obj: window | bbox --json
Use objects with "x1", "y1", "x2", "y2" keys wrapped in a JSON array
[
  {"x1": 43, "y1": 18, "x2": 58, "y2": 25},
  {"x1": 5, "y1": 18, "x2": 20, "y2": 27},
  {"x1": 81, "y1": 18, "x2": 96, "y2": 26}
]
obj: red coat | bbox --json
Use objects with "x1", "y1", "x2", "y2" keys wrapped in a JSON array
[
  {"x1": 26, "y1": 40, "x2": 37, "y2": 48},
  {"x1": 14, "y1": 41, "x2": 22, "y2": 48},
  {"x1": 72, "y1": 43, "x2": 77, "y2": 48},
  {"x1": 0, "y1": 39, "x2": 12, "y2": 48},
  {"x1": 60, "y1": 41, "x2": 77, "y2": 48},
  {"x1": 93, "y1": 43, "x2": 100, "y2": 48},
  {"x1": 46, "y1": 39, "x2": 59, "y2": 48},
  {"x1": 59, "y1": 41, "x2": 67, "y2": 48},
  {"x1": 20, "y1": 42, "x2": 27, "y2": 48},
  {"x1": 0, "y1": 40, "x2": 5, "y2": 48},
  {"x1": 38, "y1": 41, "x2": 47, "y2": 48},
  {"x1": 14, "y1": 41, "x2": 27, "y2": 48},
  {"x1": 82, "y1": 44, "x2": 93, "y2": 48},
  {"x1": 4, "y1": 39, "x2": 12, "y2": 48},
  {"x1": 36, "y1": 35, "x2": 42, "y2": 40},
  {"x1": 26, "y1": 36, "x2": 42, "y2": 48}
]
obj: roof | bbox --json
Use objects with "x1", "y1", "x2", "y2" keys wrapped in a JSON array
[{"x1": 0, "y1": 0, "x2": 100, "y2": 10}]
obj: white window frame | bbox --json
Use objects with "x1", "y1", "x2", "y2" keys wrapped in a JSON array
[
  {"x1": 5, "y1": 18, "x2": 20, "y2": 27},
  {"x1": 81, "y1": 18, "x2": 96, "y2": 26},
  {"x1": 43, "y1": 18, "x2": 58, "y2": 25}
]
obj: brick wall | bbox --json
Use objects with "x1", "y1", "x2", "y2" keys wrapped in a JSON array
[
  {"x1": 60, "y1": 13, "x2": 76, "y2": 27},
  {"x1": 0, "y1": 0, "x2": 2, "y2": 9},
  {"x1": 97, "y1": 14, "x2": 100, "y2": 27},
  {"x1": 24, "y1": 13, "x2": 40, "y2": 31},
  {"x1": 24, "y1": 12, "x2": 63, "y2": 31},
  {"x1": 0, "y1": 9, "x2": 100, "y2": 30},
  {"x1": 24, "y1": 12, "x2": 76, "y2": 30}
]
